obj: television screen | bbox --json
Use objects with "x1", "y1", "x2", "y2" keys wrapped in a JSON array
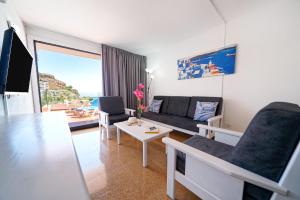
[{"x1": 0, "y1": 28, "x2": 33, "y2": 94}]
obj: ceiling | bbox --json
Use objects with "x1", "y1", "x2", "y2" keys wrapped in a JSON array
[{"x1": 11, "y1": 0, "x2": 274, "y2": 55}]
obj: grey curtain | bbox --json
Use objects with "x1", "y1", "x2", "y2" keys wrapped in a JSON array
[{"x1": 102, "y1": 44, "x2": 147, "y2": 109}]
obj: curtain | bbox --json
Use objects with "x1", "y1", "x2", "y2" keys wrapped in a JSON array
[{"x1": 101, "y1": 44, "x2": 147, "y2": 109}]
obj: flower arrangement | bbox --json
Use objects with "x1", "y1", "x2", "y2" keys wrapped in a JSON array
[{"x1": 133, "y1": 83, "x2": 145, "y2": 119}]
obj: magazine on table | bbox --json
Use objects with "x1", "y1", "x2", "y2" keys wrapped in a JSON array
[{"x1": 144, "y1": 126, "x2": 159, "y2": 134}]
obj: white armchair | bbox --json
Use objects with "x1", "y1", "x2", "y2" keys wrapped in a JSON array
[
  {"x1": 163, "y1": 102, "x2": 300, "y2": 200},
  {"x1": 99, "y1": 96, "x2": 135, "y2": 139}
]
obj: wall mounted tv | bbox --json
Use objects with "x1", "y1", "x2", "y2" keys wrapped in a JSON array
[{"x1": 0, "y1": 27, "x2": 33, "y2": 95}]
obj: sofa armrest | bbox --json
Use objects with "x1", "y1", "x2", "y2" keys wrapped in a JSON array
[
  {"x1": 162, "y1": 137, "x2": 288, "y2": 196},
  {"x1": 197, "y1": 124, "x2": 243, "y2": 146},
  {"x1": 125, "y1": 108, "x2": 136, "y2": 116},
  {"x1": 205, "y1": 115, "x2": 223, "y2": 138},
  {"x1": 207, "y1": 115, "x2": 223, "y2": 125},
  {"x1": 197, "y1": 124, "x2": 243, "y2": 137}
]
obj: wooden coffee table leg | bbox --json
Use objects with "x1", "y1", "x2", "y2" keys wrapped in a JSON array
[{"x1": 143, "y1": 141, "x2": 148, "y2": 167}]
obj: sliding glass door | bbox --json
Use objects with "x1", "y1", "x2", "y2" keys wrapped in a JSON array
[{"x1": 34, "y1": 41, "x2": 102, "y2": 130}]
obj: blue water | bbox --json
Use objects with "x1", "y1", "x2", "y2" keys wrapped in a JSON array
[
  {"x1": 90, "y1": 98, "x2": 99, "y2": 108},
  {"x1": 76, "y1": 97, "x2": 99, "y2": 111}
]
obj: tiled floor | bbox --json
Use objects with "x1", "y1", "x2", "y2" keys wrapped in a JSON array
[{"x1": 72, "y1": 127, "x2": 201, "y2": 200}]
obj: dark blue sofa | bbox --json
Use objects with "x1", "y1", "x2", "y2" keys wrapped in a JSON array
[{"x1": 142, "y1": 96, "x2": 223, "y2": 135}]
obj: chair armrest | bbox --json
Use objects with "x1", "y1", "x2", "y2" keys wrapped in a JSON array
[
  {"x1": 99, "y1": 110, "x2": 109, "y2": 116},
  {"x1": 99, "y1": 111, "x2": 109, "y2": 125},
  {"x1": 125, "y1": 108, "x2": 136, "y2": 116},
  {"x1": 207, "y1": 115, "x2": 223, "y2": 123},
  {"x1": 162, "y1": 137, "x2": 288, "y2": 196},
  {"x1": 197, "y1": 124, "x2": 243, "y2": 138}
]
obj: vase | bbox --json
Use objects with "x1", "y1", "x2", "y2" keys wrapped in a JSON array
[
  {"x1": 137, "y1": 112, "x2": 142, "y2": 119},
  {"x1": 136, "y1": 112, "x2": 142, "y2": 126}
]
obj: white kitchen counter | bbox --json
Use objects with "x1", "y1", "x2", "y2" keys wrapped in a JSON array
[{"x1": 0, "y1": 112, "x2": 90, "y2": 200}]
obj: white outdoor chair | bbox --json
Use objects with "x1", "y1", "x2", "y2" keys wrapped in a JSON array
[
  {"x1": 163, "y1": 102, "x2": 300, "y2": 200},
  {"x1": 99, "y1": 96, "x2": 135, "y2": 139}
]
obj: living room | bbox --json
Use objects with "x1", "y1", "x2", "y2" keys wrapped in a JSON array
[{"x1": 0, "y1": 0, "x2": 300, "y2": 200}]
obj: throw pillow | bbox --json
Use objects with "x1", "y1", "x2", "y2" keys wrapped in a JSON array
[
  {"x1": 193, "y1": 101, "x2": 219, "y2": 122},
  {"x1": 149, "y1": 100, "x2": 163, "y2": 113}
]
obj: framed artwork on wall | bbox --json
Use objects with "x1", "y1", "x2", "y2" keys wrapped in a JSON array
[{"x1": 177, "y1": 45, "x2": 237, "y2": 80}]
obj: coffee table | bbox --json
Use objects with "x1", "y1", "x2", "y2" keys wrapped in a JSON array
[{"x1": 114, "y1": 120, "x2": 173, "y2": 167}]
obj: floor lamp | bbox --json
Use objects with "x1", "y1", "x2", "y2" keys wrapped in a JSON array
[{"x1": 145, "y1": 68, "x2": 154, "y2": 104}]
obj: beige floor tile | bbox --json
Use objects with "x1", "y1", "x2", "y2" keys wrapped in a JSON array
[{"x1": 72, "y1": 127, "x2": 201, "y2": 200}]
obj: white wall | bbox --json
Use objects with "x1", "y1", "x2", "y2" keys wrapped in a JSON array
[
  {"x1": 0, "y1": 1, "x2": 34, "y2": 116},
  {"x1": 148, "y1": 25, "x2": 225, "y2": 97},
  {"x1": 0, "y1": 3, "x2": 102, "y2": 115},
  {"x1": 25, "y1": 25, "x2": 102, "y2": 112},
  {"x1": 147, "y1": 0, "x2": 300, "y2": 131}
]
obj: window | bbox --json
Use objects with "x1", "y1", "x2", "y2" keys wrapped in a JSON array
[{"x1": 34, "y1": 41, "x2": 102, "y2": 129}]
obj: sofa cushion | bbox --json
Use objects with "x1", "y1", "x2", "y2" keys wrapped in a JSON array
[
  {"x1": 142, "y1": 111, "x2": 167, "y2": 122},
  {"x1": 176, "y1": 135, "x2": 233, "y2": 174},
  {"x1": 228, "y1": 102, "x2": 300, "y2": 200},
  {"x1": 153, "y1": 96, "x2": 169, "y2": 113},
  {"x1": 187, "y1": 96, "x2": 223, "y2": 119},
  {"x1": 193, "y1": 101, "x2": 219, "y2": 122},
  {"x1": 109, "y1": 114, "x2": 130, "y2": 125},
  {"x1": 99, "y1": 96, "x2": 125, "y2": 115},
  {"x1": 149, "y1": 99, "x2": 163, "y2": 113},
  {"x1": 142, "y1": 112, "x2": 206, "y2": 132},
  {"x1": 167, "y1": 96, "x2": 190, "y2": 117}
]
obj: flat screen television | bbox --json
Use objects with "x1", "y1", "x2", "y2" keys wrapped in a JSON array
[{"x1": 0, "y1": 27, "x2": 33, "y2": 95}]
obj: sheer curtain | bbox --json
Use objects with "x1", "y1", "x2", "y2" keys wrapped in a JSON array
[{"x1": 101, "y1": 44, "x2": 147, "y2": 109}]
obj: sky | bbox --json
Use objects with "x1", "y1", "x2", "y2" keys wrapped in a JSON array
[{"x1": 37, "y1": 49, "x2": 102, "y2": 97}]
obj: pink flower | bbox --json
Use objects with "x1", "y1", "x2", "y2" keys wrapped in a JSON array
[
  {"x1": 133, "y1": 83, "x2": 144, "y2": 101},
  {"x1": 139, "y1": 104, "x2": 145, "y2": 111},
  {"x1": 138, "y1": 83, "x2": 144, "y2": 89},
  {"x1": 137, "y1": 92, "x2": 144, "y2": 100},
  {"x1": 133, "y1": 90, "x2": 139, "y2": 99},
  {"x1": 133, "y1": 89, "x2": 144, "y2": 100}
]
